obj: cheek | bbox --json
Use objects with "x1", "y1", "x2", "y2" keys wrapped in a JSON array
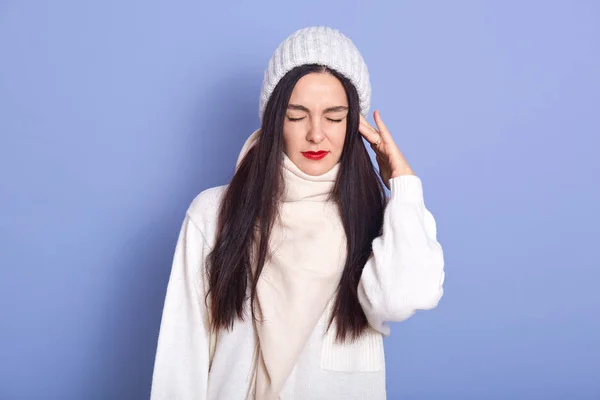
[
  {"x1": 331, "y1": 124, "x2": 348, "y2": 152},
  {"x1": 282, "y1": 124, "x2": 300, "y2": 152}
]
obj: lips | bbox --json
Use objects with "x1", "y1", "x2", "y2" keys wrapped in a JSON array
[{"x1": 301, "y1": 151, "x2": 329, "y2": 160}]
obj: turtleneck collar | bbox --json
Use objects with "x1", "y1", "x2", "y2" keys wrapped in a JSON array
[
  {"x1": 281, "y1": 152, "x2": 339, "y2": 202},
  {"x1": 236, "y1": 128, "x2": 340, "y2": 203}
]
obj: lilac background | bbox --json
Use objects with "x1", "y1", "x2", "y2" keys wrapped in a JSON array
[{"x1": 1, "y1": 1, "x2": 599, "y2": 398}]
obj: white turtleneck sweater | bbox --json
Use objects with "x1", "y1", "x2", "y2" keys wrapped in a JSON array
[
  {"x1": 150, "y1": 150, "x2": 445, "y2": 399},
  {"x1": 249, "y1": 151, "x2": 348, "y2": 400}
]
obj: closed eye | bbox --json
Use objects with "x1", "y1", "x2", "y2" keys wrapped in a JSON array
[{"x1": 286, "y1": 117, "x2": 344, "y2": 123}]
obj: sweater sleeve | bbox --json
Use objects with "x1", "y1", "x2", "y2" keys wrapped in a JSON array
[
  {"x1": 357, "y1": 175, "x2": 445, "y2": 336},
  {"x1": 150, "y1": 212, "x2": 212, "y2": 399}
]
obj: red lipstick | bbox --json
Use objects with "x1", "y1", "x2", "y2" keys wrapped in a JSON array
[{"x1": 301, "y1": 151, "x2": 329, "y2": 160}]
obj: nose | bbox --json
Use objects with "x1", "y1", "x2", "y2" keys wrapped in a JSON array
[{"x1": 306, "y1": 118, "x2": 325, "y2": 144}]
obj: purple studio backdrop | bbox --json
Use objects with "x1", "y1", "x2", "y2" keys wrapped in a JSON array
[{"x1": 1, "y1": 1, "x2": 599, "y2": 399}]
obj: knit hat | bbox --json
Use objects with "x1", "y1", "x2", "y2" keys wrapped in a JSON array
[{"x1": 259, "y1": 26, "x2": 371, "y2": 122}]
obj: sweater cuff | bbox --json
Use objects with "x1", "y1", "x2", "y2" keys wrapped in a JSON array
[{"x1": 388, "y1": 175, "x2": 424, "y2": 204}]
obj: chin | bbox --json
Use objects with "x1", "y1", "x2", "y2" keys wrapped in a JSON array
[{"x1": 299, "y1": 161, "x2": 334, "y2": 176}]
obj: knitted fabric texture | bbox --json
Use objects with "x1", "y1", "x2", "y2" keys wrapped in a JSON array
[
  {"x1": 259, "y1": 26, "x2": 371, "y2": 122},
  {"x1": 236, "y1": 128, "x2": 347, "y2": 400}
]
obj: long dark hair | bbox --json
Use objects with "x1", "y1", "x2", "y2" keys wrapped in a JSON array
[{"x1": 206, "y1": 64, "x2": 387, "y2": 343}]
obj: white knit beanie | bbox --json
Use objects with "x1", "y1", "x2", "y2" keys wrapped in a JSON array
[{"x1": 259, "y1": 26, "x2": 371, "y2": 122}]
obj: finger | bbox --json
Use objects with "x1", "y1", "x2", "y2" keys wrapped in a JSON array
[
  {"x1": 373, "y1": 110, "x2": 393, "y2": 141},
  {"x1": 360, "y1": 116, "x2": 387, "y2": 148},
  {"x1": 359, "y1": 113, "x2": 380, "y2": 136},
  {"x1": 359, "y1": 116, "x2": 382, "y2": 142},
  {"x1": 358, "y1": 117, "x2": 382, "y2": 145},
  {"x1": 370, "y1": 141, "x2": 383, "y2": 156}
]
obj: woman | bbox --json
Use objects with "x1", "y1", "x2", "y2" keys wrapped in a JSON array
[{"x1": 150, "y1": 26, "x2": 445, "y2": 400}]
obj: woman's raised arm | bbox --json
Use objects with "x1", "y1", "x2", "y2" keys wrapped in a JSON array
[{"x1": 358, "y1": 174, "x2": 445, "y2": 335}]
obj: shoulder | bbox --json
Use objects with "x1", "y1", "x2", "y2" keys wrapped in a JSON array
[{"x1": 185, "y1": 184, "x2": 228, "y2": 242}]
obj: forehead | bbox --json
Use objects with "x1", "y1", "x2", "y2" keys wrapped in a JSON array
[{"x1": 289, "y1": 72, "x2": 347, "y2": 107}]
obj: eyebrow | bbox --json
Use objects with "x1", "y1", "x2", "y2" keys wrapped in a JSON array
[{"x1": 287, "y1": 104, "x2": 348, "y2": 113}]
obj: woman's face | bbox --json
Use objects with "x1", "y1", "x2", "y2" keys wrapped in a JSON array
[{"x1": 283, "y1": 72, "x2": 349, "y2": 176}]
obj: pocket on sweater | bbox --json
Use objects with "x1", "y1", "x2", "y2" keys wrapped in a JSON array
[{"x1": 319, "y1": 325, "x2": 385, "y2": 372}]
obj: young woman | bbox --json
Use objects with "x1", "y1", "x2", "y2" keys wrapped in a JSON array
[{"x1": 150, "y1": 26, "x2": 445, "y2": 400}]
